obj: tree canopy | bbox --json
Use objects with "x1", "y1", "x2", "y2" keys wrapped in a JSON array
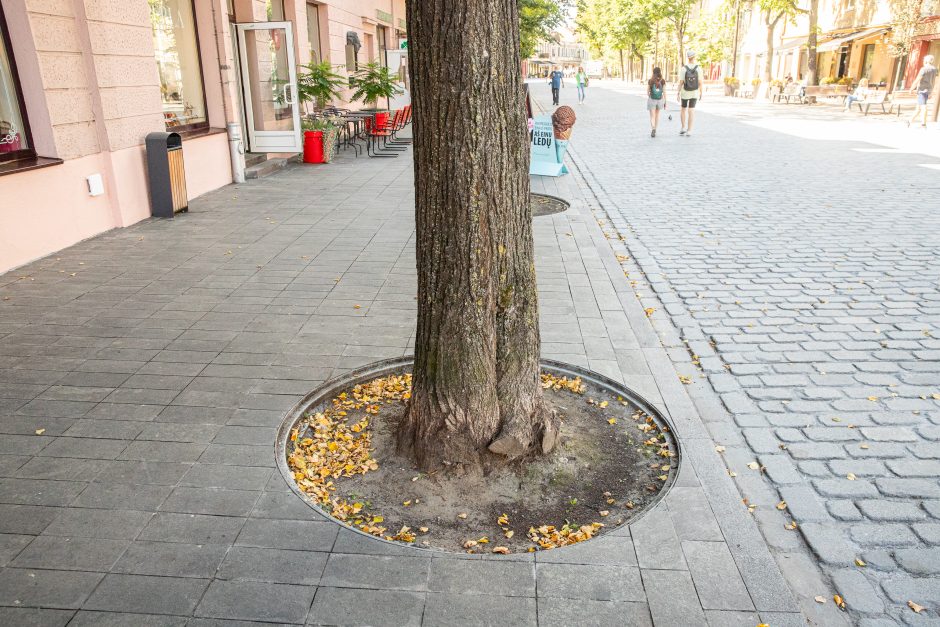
[{"x1": 519, "y1": 0, "x2": 568, "y2": 57}]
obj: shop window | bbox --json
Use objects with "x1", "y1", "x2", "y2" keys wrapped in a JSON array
[
  {"x1": 861, "y1": 44, "x2": 875, "y2": 80},
  {"x1": 150, "y1": 0, "x2": 208, "y2": 131},
  {"x1": 377, "y1": 26, "x2": 387, "y2": 67},
  {"x1": 307, "y1": 2, "x2": 322, "y2": 62},
  {"x1": 267, "y1": 0, "x2": 285, "y2": 21},
  {"x1": 0, "y1": 5, "x2": 34, "y2": 164},
  {"x1": 364, "y1": 33, "x2": 374, "y2": 63},
  {"x1": 346, "y1": 32, "x2": 360, "y2": 72}
]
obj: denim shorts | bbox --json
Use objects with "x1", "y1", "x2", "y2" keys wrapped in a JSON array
[{"x1": 917, "y1": 90, "x2": 929, "y2": 106}]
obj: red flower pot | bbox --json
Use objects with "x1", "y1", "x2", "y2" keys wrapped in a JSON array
[{"x1": 303, "y1": 130, "x2": 324, "y2": 164}]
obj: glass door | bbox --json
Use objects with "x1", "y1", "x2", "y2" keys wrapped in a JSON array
[{"x1": 236, "y1": 21, "x2": 302, "y2": 153}]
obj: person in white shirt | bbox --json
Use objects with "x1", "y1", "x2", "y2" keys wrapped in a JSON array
[{"x1": 677, "y1": 50, "x2": 704, "y2": 137}]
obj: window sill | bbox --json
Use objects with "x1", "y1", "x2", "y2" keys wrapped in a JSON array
[
  {"x1": 176, "y1": 126, "x2": 227, "y2": 140},
  {"x1": 0, "y1": 156, "x2": 64, "y2": 178}
]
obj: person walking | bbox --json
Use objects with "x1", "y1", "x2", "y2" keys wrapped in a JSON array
[
  {"x1": 549, "y1": 66, "x2": 565, "y2": 106},
  {"x1": 677, "y1": 50, "x2": 704, "y2": 137},
  {"x1": 908, "y1": 55, "x2": 937, "y2": 128},
  {"x1": 576, "y1": 66, "x2": 588, "y2": 104},
  {"x1": 647, "y1": 66, "x2": 666, "y2": 137}
]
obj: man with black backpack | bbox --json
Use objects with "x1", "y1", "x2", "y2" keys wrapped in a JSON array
[{"x1": 677, "y1": 50, "x2": 704, "y2": 137}]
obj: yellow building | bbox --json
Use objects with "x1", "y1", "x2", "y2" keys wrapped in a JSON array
[{"x1": 732, "y1": 0, "x2": 940, "y2": 89}]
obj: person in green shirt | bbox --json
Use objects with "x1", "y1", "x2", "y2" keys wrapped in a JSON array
[{"x1": 576, "y1": 66, "x2": 587, "y2": 104}]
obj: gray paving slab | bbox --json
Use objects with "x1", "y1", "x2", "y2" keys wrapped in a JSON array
[{"x1": 0, "y1": 111, "x2": 802, "y2": 625}]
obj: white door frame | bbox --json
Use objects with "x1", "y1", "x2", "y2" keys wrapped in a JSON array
[{"x1": 235, "y1": 21, "x2": 302, "y2": 153}]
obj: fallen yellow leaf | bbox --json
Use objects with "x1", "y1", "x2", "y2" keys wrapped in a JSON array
[
  {"x1": 776, "y1": 501, "x2": 787, "y2": 510},
  {"x1": 35, "y1": 429, "x2": 45, "y2": 435},
  {"x1": 847, "y1": 473, "x2": 857, "y2": 481},
  {"x1": 607, "y1": 418, "x2": 617, "y2": 425},
  {"x1": 855, "y1": 558, "x2": 866, "y2": 567},
  {"x1": 834, "y1": 594, "x2": 846, "y2": 610},
  {"x1": 492, "y1": 546, "x2": 510, "y2": 554},
  {"x1": 747, "y1": 461, "x2": 760, "y2": 470},
  {"x1": 715, "y1": 446, "x2": 726, "y2": 453},
  {"x1": 908, "y1": 600, "x2": 924, "y2": 613},
  {"x1": 419, "y1": 527, "x2": 429, "y2": 533},
  {"x1": 457, "y1": 512, "x2": 468, "y2": 519}
]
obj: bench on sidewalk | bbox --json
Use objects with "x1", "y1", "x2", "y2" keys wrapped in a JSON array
[
  {"x1": 804, "y1": 84, "x2": 850, "y2": 103},
  {"x1": 772, "y1": 83, "x2": 804, "y2": 103},
  {"x1": 887, "y1": 93, "x2": 934, "y2": 116},
  {"x1": 852, "y1": 91, "x2": 892, "y2": 115}
]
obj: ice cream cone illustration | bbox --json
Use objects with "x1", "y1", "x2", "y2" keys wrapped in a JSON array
[{"x1": 551, "y1": 106, "x2": 576, "y2": 140}]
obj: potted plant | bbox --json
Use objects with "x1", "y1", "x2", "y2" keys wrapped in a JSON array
[
  {"x1": 750, "y1": 78, "x2": 761, "y2": 98},
  {"x1": 297, "y1": 61, "x2": 347, "y2": 112},
  {"x1": 723, "y1": 76, "x2": 740, "y2": 96},
  {"x1": 301, "y1": 117, "x2": 340, "y2": 164},
  {"x1": 349, "y1": 61, "x2": 404, "y2": 112}
]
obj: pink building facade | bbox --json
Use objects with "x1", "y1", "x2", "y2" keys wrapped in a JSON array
[{"x1": 0, "y1": 0, "x2": 407, "y2": 273}]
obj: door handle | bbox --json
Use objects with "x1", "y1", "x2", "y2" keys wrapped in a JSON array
[{"x1": 284, "y1": 84, "x2": 295, "y2": 105}]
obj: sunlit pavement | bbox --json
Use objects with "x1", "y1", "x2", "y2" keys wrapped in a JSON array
[{"x1": 535, "y1": 78, "x2": 940, "y2": 625}]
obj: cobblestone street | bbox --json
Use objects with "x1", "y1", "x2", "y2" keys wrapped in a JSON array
[{"x1": 544, "y1": 80, "x2": 940, "y2": 625}]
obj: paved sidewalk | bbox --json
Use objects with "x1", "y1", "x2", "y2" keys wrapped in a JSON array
[
  {"x1": 0, "y1": 134, "x2": 800, "y2": 624},
  {"x1": 540, "y1": 79, "x2": 940, "y2": 626}
]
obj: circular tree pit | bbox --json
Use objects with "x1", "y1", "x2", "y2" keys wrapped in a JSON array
[
  {"x1": 531, "y1": 193, "x2": 570, "y2": 217},
  {"x1": 276, "y1": 358, "x2": 679, "y2": 555}
]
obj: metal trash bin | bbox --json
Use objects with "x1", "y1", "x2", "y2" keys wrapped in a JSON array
[{"x1": 145, "y1": 132, "x2": 188, "y2": 218}]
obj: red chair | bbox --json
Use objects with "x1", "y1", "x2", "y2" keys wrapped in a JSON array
[{"x1": 367, "y1": 109, "x2": 407, "y2": 157}]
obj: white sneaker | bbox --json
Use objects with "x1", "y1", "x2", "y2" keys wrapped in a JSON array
[{"x1": 679, "y1": 129, "x2": 686, "y2": 135}]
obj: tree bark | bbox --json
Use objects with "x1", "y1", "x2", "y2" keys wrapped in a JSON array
[
  {"x1": 619, "y1": 48, "x2": 625, "y2": 79},
  {"x1": 400, "y1": 0, "x2": 558, "y2": 473},
  {"x1": 806, "y1": 0, "x2": 819, "y2": 102}
]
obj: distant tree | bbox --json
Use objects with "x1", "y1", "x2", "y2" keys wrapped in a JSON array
[
  {"x1": 757, "y1": 0, "x2": 803, "y2": 92},
  {"x1": 576, "y1": 0, "x2": 651, "y2": 79},
  {"x1": 647, "y1": 0, "x2": 698, "y2": 67},
  {"x1": 520, "y1": 0, "x2": 567, "y2": 58},
  {"x1": 888, "y1": 0, "x2": 925, "y2": 57},
  {"x1": 806, "y1": 0, "x2": 819, "y2": 97},
  {"x1": 689, "y1": 3, "x2": 736, "y2": 67}
]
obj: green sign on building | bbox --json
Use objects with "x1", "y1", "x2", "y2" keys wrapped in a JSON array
[{"x1": 376, "y1": 9, "x2": 392, "y2": 23}]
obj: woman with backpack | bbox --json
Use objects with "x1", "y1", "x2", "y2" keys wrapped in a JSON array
[{"x1": 647, "y1": 67, "x2": 666, "y2": 137}]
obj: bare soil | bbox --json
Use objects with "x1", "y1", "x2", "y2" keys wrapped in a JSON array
[{"x1": 288, "y1": 373, "x2": 676, "y2": 554}]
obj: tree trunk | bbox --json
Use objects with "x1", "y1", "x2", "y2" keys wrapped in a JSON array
[
  {"x1": 400, "y1": 0, "x2": 558, "y2": 473},
  {"x1": 619, "y1": 48, "x2": 625, "y2": 79},
  {"x1": 764, "y1": 15, "x2": 775, "y2": 84},
  {"x1": 806, "y1": 0, "x2": 819, "y2": 102}
]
